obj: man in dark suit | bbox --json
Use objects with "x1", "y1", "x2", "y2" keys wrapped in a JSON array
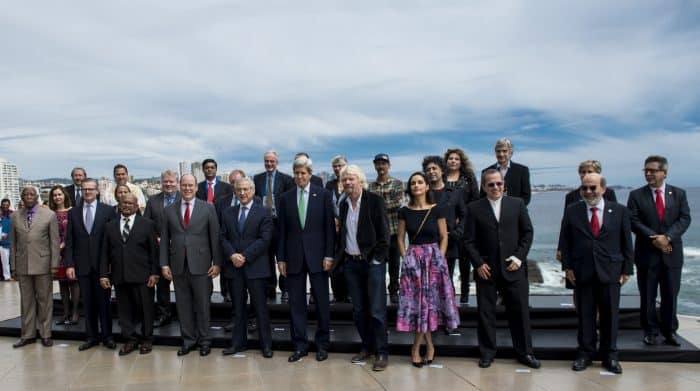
[
  {"x1": 99, "y1": 194, "x2": 160, "y2": 355},
  {"x1": 220, "y1": 177, "x2": 274, "y2": 358},
  {"x1": 215, "y1": 170, "x2": 245, "y2": 224},
  {"x1": 464, "y1": 169, "x2": 539, "y2": 369},
  {"x1": 64, "y1": 167, "x2": 87, "y2": 206},
  {"x1": 65, "y1": 178, "x2": 117, "y2": 351},
  {"x1": 627, "y1": 155, "x2": 691, "y2": 347},
  {"x1": 480, "y1": 137, "x2": 531, "y2": 205},
  {"x1": 561, "y1": 173, "x2": 633, "y2": 374},
  {"x1": 336, "y1": 165, "x2": 390, "y2": 371},
  {"x1": 253, "y1": 150, "x2": 295, "y2": 300},
  {"x1": 160, "y1": 174, "x2": 222, "y2": 356},
  {"x1": 277, "y1": 156, "x2": 335, "y2": 362},
  {"x1": 196, "y1": 158, "x2": 232, "y2": 204},
  {"x1": 143, "y1": 169, "x2": 180, "y2": 328}
]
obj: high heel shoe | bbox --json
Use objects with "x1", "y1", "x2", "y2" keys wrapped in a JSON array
[{"x1": 425, "y1": 347, "x2": 435, "y2": 364}]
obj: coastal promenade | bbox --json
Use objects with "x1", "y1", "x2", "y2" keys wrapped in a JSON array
[{"x1": 0, "y1": 281, "x2": 699, "y2": 390}]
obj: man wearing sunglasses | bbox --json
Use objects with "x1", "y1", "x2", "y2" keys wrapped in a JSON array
[
  {"x1": 627, "y1": 156, "x2": 691, "y2": 348},
  {"x1": 464, "y1": 169, "x2": 538, "y2": 369},
  {"x1": 560, "y1": 173, "x2": 633, "y2": 374}
]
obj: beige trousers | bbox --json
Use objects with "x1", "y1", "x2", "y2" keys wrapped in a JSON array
[{"x1": 18, "y1": 274, "x2": 54, "y2": 339}]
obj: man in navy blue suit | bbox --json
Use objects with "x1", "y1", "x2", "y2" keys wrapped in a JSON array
[
  {"x1": 65, "y1": 178, "x2": 117, "y2": 351},
  {"x1": 277, "y1": 156, "x2": 335, "y2": 362},
  {"x1": 196, "y1": 158, "x2": 232, "y2": 204},
  {"x1": 220, "y1": 177, "x2": 273, "y2": 358},
  {"x1": 560, "y1": 173, "x2": 633, "y2": 374}
]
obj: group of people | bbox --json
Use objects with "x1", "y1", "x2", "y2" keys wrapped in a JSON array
[{"x1": 5, "y1": 138, "x2": 691, "y2": 376}]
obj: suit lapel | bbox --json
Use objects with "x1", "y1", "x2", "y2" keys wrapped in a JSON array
[{"x1": 664, "y1": 186, "x2": 674, "y2": 222}]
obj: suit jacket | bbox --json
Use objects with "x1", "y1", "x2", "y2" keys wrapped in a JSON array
[
  {"x1": 159, "y1": 198, "x2": 222, "y2": 275},
  {"x1": 464, "y1": 196, "x2": 533, "y2": 282},
  {"x1": 196, "y1": 179, "x2": 232, "y2": 202},
  {"x1": 565, "y1": 187, "x2": 617, "y2": 207},
  {"x1": 143, "y1": 191, "x2": 181, "y2": 236},
  {"x1": 65, "y1": 184, "x2": 79, "y2": 207},
  {"x1": 434, "y1": 187, "x2": 467, "y2": 259},
  {"x1": 100, "y1": 214, "x2": 159, "y2": 285},
  {"x1": 220, "y1": 203, "x2": 273, "y2": 279},
  {"x1": 65, "y1": 201, "x2": 115, "y2": 276},
  {"x1": 277, "y1": 185, "x2": 335, "y2": 274},
  {"x1": 335, "y1": 191, "x2": 389, "y2": 264},
  {"x1": 253, "y1": 170, "x2": 295, "y2": 211},
  {"x1": 214, "y1": 194, "x2": 262, "y2": 226},
  {"x1": 627, "y1": 184, "x2": 691, "y2": 269},
  {"x1": 481, "y1": 161, "x2": 531, "y2": 205},
  {"x1": 559, "y1": 201, "x2": 634, "y2": 284},
  {"x1": 10, "y1": 207, "x2": 60, "y2": 275},
  {"x1": 310, "y1": 175, "x2": 323, "y2": 187}
]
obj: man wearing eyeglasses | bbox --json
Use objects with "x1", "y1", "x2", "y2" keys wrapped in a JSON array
[
  {"x1": 65, "y1": 178, "x2": 117, "y2": 351},
  {"x1": 464, "y1": 169, "x2": 538, "y2": 369},
  {"x1": 627, "y1": 156, "x2": 691, "y2": 348},
  {"x1": 560, "y1": 173, "x2": 633, "y2": 374}
]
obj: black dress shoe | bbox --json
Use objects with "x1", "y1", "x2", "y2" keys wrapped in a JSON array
[
  {"x1": 222, "y1": 346, "x2": 245, "y2": 356},
  {"x1": 103, "y1": 339, "x2": 117, "y2": 349},
  {"x1": 316, "y1": 349, "x2": 328, "y2": 361},
  {"x1": 55, "y1": 319, "x2": 69, "y2": 326},
  {"x1": 373, "y1": 354, "x2": 388, "y2": 371},
  {"x1": 177, "y1": 345, "x2": 192, "y2": 356},
  {"x1": 78, "y1": 340, "x2": 99, "y2": 351},
  {"x1": 478, "y1": 357, "x2": 493, "y2": 368},
  {"x1": 288, "y1": 350, "x2": 308, "y2": 362},
  {"x1": 351, "y1": 350, "x2": 372, "y2": 363},
  {"x1": 41, "y1": 338, "x2": 53, "y2": 347},
  {"x1": 199, "y1": 345, "x2": 211, "y2": 356},
  {"x1": 119, "y1": 343, "x2": 137, "y2": 356},
  {"x1": 603, "y1": 359, "x2": 623, "y2": 374},
  {"x1": 262, "y1": 348, "x2": 273, "y2": 358},
  {"x1": 643, "y1": 334, "x2": 657, "y2": 346},
  {"x1": 12, "y1": 338, "x2": 36, "y2": 348},
  {"x1": 280, "y1": 291, "x2": 289, "y2": 302},
  {"x1": 154, "y1": 316, "x2": 172, "y2": 328},
  {"x1": 459, "y1": 295, "x2": 469, "y2": 304},
  {"x1": 517, "y1": 354, "x2": 541, "y2": 369},
  {"x1": 223, "y1": 321, "x2": 235, "y2": 332},
  {"x1": 663, "y1": 333, "x2": 681, "y2": 347},
  {"x1": 247, "y1": 318, "x2": 258, "y2": 333},
  {"x1": 389, "y1": 293, "x2": 399, "y2": 304},
  {"x1": 139, "y1": 342, "x2": 153, "y2": 354},
  {"x1": 571, "y1": 357, "x2": 592, "y2": 371}
]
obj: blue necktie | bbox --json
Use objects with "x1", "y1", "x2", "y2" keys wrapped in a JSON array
[{"x1": 238, "y1": 206, "x2": 247, "y2": 233}]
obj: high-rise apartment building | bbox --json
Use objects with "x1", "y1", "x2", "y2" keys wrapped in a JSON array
[
  {"x1": 0, "y1": 159, "x2": 20, "y2": 208},
  {"x1": 191, "y1": 162, "x2": 203, "y2": 183},
  {"x1": 179, "y1": 161, "x2": 191, "y2": 178}
]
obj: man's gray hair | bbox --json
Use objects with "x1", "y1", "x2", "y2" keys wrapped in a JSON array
[
  {"x1": 340, "y1": 164, "x2": 368, "y2": 190},
  {"x1": 293, "y1": 156, "x2": 313, "y2": 174}
]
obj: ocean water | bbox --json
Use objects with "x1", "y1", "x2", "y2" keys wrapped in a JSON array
[{"x1": 527, "y1": 187, "x2": 700, "y2": 316}]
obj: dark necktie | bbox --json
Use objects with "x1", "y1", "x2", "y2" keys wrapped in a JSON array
[
  {"x1": 655, "y1": 189, "x2": 665, "y2": 221},
  {"x1": 26, "y1": 209, "x2": 35, "y2": 228},
  {"x1": 265, "y1": 174, "x2": 273, "y2": 209},
  {"x1": 590, "y1": 207, "x2": 600, "y2": 237},
  {"x1": 76, "y1": 188, "x2": 82, "y2": 205},
  {"x1": 184, "y1": 201, "x2": 191, "y2": 228},
  {"x1": 122, "y1": 217, "x2": 131, "y2": 242},
  {"x1": 238, "y1": 206, "x2": 247, "y2": 233}
]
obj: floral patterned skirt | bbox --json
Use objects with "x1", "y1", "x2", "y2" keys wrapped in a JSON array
[{"x1": 396, "y1": 243, "x2": 460, "y2": 332}]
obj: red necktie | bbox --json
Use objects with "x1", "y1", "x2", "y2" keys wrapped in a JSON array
[
  {"x1": 207, "y1": 182, "x2": 214, "y2": 204},
  {"x1": 184, "y1": 201, "x2": 191, "y2": 228},
  {"x1": 590, "y1": 207, "x2": 600, "y2": 237},
  {"x1": 655, "y1": 189, "x2": 664, "y2": 221}
]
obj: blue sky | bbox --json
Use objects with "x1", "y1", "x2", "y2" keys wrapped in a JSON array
[{"x1": 1, "y1": 1, "x2": 699, "y2": 186}]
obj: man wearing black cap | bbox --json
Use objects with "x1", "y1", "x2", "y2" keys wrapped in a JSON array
[{"x1": 368, "y1": 153, "x2": 404, "y2": 304}]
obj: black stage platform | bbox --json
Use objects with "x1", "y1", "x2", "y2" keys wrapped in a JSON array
[{"x1": 1, "y1": 293, "x2": 698, "y2": 362}]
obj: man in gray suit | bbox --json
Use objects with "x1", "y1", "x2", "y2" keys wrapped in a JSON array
[
  {"x1": 10, "y1": 186, "x2": 60, "y2": 348},
  {"x1": 143, "y1": 169, "x2": 180, "y2": 328},
  {"x1": 160, "y1": 174, "x2": 222, "y2": 356}
]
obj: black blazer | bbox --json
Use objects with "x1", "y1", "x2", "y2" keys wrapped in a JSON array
[
  {"x1": 335, "y1": 191, "x2": 390, "y2": 264},
  {"x1": 143, "y1": 191, "x2": 181, "y2": 236},
  {"x1": 435, "y1": 187, "x2": 467, "y2": 259},
  {"x1": 464, "y1": 196, "x2": 533, "y2": 282},
  {"x1": 627, "y1": 184, "x2": 691, "y2": 269},
  {"x1": 310, "y1": 175, "x2": 323, "y2": 187},
  {"x1": 481, "y1": 161, "x2": 531, "y2": 205},
  {"x1": 65, "y1": 201, "x2": 116, "y2": 276},
  {"x1": 99, "y1": 214, "x2": 159, "y2": 285},
  {"x1": 277, "y1": 185, "x2": 335, "y2": 274},
  {"x1": 559, "y1": 201, "x2": 634, "y2": 284},
  {"x1": 196, "y1": 179, "x2": 232, "y2": 202},
  {"x1": 65, "y1": 184, "x2": 78, "y2": 207},
  {"x1": 565, "y1": 187, "x2": 617, "y2": 207},
  {"x1": 220, "y1": 203, "x2": 273, "y2": 279},
  {"x1": 253, "y1": 170, "x2": 295, "y2": 209}
]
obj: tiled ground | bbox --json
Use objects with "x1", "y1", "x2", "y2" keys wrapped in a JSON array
[{"x1": 1, "y1": 281, "x2": 699, "y2": 391}]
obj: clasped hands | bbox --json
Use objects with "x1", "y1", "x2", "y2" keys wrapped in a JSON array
[{"x1": 650, "y1": 235, "x2": 672, "y2": 254}]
